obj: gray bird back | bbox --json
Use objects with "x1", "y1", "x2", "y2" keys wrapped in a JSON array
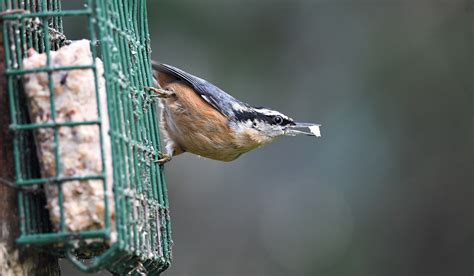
[{"x1": 152, "y1": 62, "x2": 250, "y2": 119}]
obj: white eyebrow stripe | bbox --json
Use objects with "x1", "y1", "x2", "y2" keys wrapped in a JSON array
[
  {"x1": 255, "y1": 108, "x2": 280, "y2": 116},
  {"x1": 254, "y1": 108, "x2": 291, "y2": 120}
]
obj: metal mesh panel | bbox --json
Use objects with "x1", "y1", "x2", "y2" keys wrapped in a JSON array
[{"x1": 0, "y1": 0, "x2": 171, "y2": 274}]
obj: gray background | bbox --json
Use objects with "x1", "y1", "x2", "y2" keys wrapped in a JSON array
[{"x1": 60, "y1": 0, "x2": 472, "y2": 275}]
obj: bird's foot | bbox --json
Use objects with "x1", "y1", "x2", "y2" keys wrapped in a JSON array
[
  {"x1": 155, "y1": 152, "x2": 172, "y2": 165},
  {"x1": 145, "y1": 86, "x2": 176, "y2": 98}
]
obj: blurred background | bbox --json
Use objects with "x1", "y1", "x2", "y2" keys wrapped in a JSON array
[{"x1": 61, "y1": 0, "x2": 472, "y2": 275}]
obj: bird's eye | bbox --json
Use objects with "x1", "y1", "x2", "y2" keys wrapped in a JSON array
[{"x1": 273, "y1": 116, "x2": 284, "y2": 125}]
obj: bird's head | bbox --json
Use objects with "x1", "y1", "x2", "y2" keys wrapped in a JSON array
[{"x1": 232, "y1": 107, "x2": 321, "y2": 146}]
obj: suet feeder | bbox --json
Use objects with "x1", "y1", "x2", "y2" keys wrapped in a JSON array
[{"x1": 0, "y1": 0, "x2": 172, "y2": 274}]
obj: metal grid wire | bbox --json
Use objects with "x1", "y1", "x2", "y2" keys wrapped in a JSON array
[{"x1": 0, "y1": 0, "x2": 171, "y2": 274}]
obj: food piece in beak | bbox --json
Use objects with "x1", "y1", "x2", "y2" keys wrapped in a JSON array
[
  {"x1": 286, "y1": 122, "x2": 322, "y2": 137},
  {"x1": 308, "y1": 125, "x2": 321, "y2": 137}
]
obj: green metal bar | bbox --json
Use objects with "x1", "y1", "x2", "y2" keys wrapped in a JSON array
[
  {"x1": 0, "y1": 9, "x2": 92, "y2": 20},
  {"x1": 17, "y1": 229, "x2": 109, "y2": 245},
  {"x1": 112, "y1": 0, "x2": 134, "y2": 253},
  {"x1": 32, "y1": 0, "x2": 41, "y2": 52},
  {"x1": 142, "y1": 0, "x2": 172, "y2": 261},
  {"x1": 3, "y1": 29, "x2": 23, "y2": 182},
  {"x1": 16, "y1": 174, "x2": 106, "y2": 186},
  {"x1": 6, "y1": 87, "x2": 20, "y2": 172},
  {"x1": 87, "y1": 0, "x2": 110, "y2": 238},
  {"x1": 14, "y1": 62, "x2": 28, "y2": 185},
  {"x1": 100, "y1": 1, "x2": 132, "y2": 249},
  {"x1": 2, "y1": 14, "x2": 10, "y2": 70},
  {"x1": 1, "y1": 4, "x2": 26, "y2": 238},
  {"x1": 6, "y1": 64, "x2": 95, "y2": 75},
  {"x1": 40, "y1": 4, "x2": 65, "y2": 231},
  {"x1": 52, "y1": 0, "x2": 61, "y2": 49},
  {"x1": 10, "y1": 120, "x2": 101, "y2": 130},
  {"x1": 119, "y1": 0, "x2": 140, "y2": 254},
  {"x1": 127, "y1": 3, "x2": 142, "y2": 255},
  {"x1": 142, "y1": 39, "x2": 163, "y2": 266},
  {"x1": 134, "y1": 0, "x2": 157, "y2": 257},
  {"x1": 19, "y1": 1, "x2": 27, "y2": 64},
  {"x1": 18, "y1": 192, "x2": 26, "y2": 235},
  {"x1": 25, "y1": 0, "x2": 34, "y2": 48},
  {"x1": 56, "y1": 0, "x2": 63, "y2": 34},
  {"x1": 13, "y1": 12, "x2": 22, "y2": 68},
  {"x1": 96, "y1": 0, "x2": 126, "y2": 249}
]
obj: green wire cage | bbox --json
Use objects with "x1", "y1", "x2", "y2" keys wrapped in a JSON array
[{"x1": 0, "y1": 0, "x2": 172, "y2": 274}]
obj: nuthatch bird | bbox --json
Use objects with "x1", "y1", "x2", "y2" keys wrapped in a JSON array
[{"x1": 148, "y1": 62, "x2": 321, "y2": 164}]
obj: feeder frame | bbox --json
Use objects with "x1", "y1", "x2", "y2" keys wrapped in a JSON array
[{"x1": 0, "y1": 0, "x2": 172, "y2": 274}]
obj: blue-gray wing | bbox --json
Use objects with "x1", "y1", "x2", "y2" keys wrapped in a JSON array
[{"x1": 152, "y1": 62, "x2": 249, "y2": 118}]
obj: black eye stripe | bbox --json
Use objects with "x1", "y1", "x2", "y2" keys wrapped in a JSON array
[{"x1": 234, "y1": 110, "x2": 293, "y2": 126}]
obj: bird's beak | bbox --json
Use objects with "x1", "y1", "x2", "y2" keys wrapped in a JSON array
[{"x1": 286, "y1": 122, "x2": 322, "y2": 137}]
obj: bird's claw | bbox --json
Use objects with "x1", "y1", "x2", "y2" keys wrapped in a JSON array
[
  {"x1": 155, "y1": 152, "x2": 172, "y2": 165},
  {"x1": 145, "y1": 86, "x2": 176, "y2": 98}
]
